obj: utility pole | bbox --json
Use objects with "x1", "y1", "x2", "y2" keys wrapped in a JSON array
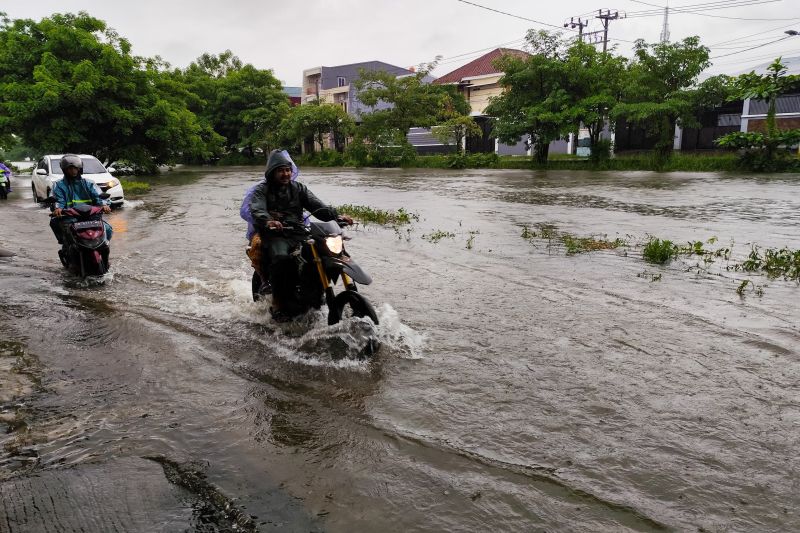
[
  {"x1": 564, "y1": 17, "x2": 589, "y2": 42},
  {"x1": 660, "y1": 1, "x2": 670, "y2": 43},
  {"x1": 596, "y1": 9, "x2": 621, "y2": 52}
]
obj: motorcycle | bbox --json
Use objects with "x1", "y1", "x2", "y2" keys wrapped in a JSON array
[
  {"x1": 46, "y1": 197, "x2": 111, "y2": 277},
  {"x1": 250, "y1": 217, "x2": 379, "y2": 329}
]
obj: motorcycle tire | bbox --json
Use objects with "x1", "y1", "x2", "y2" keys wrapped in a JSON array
[
  {"x1": 330, "y1": 290, "x2": 379, "y2": 326},
  {"x1": 58, "y1": 249, "x2": 69, "y2": 268},
  {"x1": 0, "y1": 187, "x2": 6, "y2": 200},
  {"x1": 81, "y1": 250, "x2": 107, "y2": 276}
]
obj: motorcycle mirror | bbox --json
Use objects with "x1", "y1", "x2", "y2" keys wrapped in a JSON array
[
  {"x1": 99, "y1": 193, "x2": 111, "y2": 200},
  {"x1": 42, "y1": 197, "x2": 56, "y2": 206}
]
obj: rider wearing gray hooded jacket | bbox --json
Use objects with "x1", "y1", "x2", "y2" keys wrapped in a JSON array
[{"x1": 249, "y1": 149, "x2": 351, "y2": 313}]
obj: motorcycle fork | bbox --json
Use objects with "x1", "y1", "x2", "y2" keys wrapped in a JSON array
[
  {"x1": 309, "y1": 241, "x2": 337, "y2": 310},
  {"x1": 341, "y1": 272, "x2": 357, "y2": 291}
]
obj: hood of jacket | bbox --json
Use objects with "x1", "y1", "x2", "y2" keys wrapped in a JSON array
[{"x1": 264, "y1": 149, "x2": 293, "y2": 180}]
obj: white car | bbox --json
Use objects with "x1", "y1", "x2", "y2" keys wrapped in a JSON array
[{"x1": 31, "y1": 154, "x2": 125, "y2": 208}]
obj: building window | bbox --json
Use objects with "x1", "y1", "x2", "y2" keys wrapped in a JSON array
[{"x1": 337, "y1": 76, "x2": 346, "y2": 87}]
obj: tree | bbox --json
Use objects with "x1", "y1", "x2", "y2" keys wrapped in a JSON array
[
  {"x1": 174, "y1": 52, "x2": 290, "y2": 157},
  {"x1": 486, "y1": 30, "x2": 572, "y2": 164},
  {"x1": 562, "y1": 42, "x2": 628, "y2": 159},
  {"x1": 354, "y1": 68, "x2": 470, "y2": 150},
  {"x1": 0, "y1": 12, "x2": 219, "y2": 168},
  {"x1": 612, "y1": 37, "x2": 711, "y2": 159},
  {"x1": 278, "y1": 102, "x2": 354, "y2": 152},
  {"x1": 716, "y1": 58, "x2": 800, "y2": 169},
  {"x1": 432, "y1": 116, "x2": 482, "y2": 154}
]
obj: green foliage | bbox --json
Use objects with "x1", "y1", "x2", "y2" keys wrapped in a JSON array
[
  {"x1": 173, "y1": 51, "x2": 289, "y2": 157},
  {"x1": 487, "y1": 32, "x2": 628, "y2": 164},
  {"x1": 643, "y1": 237, "x2": 677, "y2": 264},
  {"x1": 735, "y1": 245, "x2": 800, "y2": 281},
  {"x1": 422, "y1": 230, "x2": 456, "y2": 243},
  {"x1": 354, "y1": 67, "x2": 471, "y2": 153},
  {"x1": 278, "y1": 101, "x2": 354, "y2": 153},
  {"x1": 588, "y1": 138, "x2": 612, "y2": 163},
  {"x1": 715, "y1": 58, "x2": 800, "y2": 170},
  {"x1": 431, "y1": 116, "x2": 481, "y2": 154},
  {"x1": 613, "y1": 37, "x2": 712, "y2": 159},
  {"x1": 0, "y1": 12, "x2": 220, "y2": 169},
  {"x1": 0, "y1": 135, "x2": 35, "y2": 161},
  {"x1": 561, "y1": 234, "x2": 626, "y2": 255},
  {"x1": 335, "y1": 204, "x2": 418, "y2": 226},
  {"x1": 118, "y1": 178, "x2": 150, "y2": 195},
  {"x1": 444, "y1": 152, "x2": 499, "y2": 169}
]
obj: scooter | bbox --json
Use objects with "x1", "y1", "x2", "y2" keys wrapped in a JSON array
[
  {"x1": 251, "y1": 217, "x2": 379, "y2": 328},
  {"x1": 46, "y1": 198, "x2": 111, "y2": 277}
]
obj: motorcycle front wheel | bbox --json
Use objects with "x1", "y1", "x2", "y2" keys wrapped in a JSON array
[{"x1": 329, "y1": 290, "x2": 379, "y2": 326}]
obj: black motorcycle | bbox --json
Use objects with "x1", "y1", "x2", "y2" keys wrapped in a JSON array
[
  {"x1": 46, "y1": 198, "x2": 110, "y2": 277},
  {"x1": 251, "y1": 217, "x2": 379, "y2": 328}
]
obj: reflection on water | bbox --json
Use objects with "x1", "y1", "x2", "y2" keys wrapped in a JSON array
[{"x1": 0, "y1": 168, "x2": 799, "y2": 531}]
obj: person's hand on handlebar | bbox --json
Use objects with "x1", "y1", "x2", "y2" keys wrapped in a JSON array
[
  {"x1": 102, "y1": 205, "x2": 111, "y2": 214},
  {"x1": 53, "y1": 208, "x2": 63, "y2": 217},
  {"x1": 267, "y1": 220, "x2": 283, "y2": 231},
  {"x1": 338, "y1": 215, "x2": 354, "y2": 226}
]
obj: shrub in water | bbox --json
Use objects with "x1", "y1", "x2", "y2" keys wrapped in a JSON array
[{"x1": 643, "y1": 237, "x2": 676, "y2": 264}]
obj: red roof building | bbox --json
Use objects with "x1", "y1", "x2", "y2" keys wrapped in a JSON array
[{"x1": 433, "y1": 48, "x2": 529, "y2": 117}]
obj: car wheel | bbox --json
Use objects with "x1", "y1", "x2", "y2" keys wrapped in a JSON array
[{"x1": 31, "y1": 182, "x2": 40, "y2": 203}]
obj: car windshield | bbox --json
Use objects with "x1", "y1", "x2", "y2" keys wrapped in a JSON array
[{"x1": 49, "y1": 157, "x2": 107, "y2": 175}]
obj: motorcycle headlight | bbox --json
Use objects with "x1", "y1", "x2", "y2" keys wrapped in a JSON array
[{"x1": 325, "y1": 236, "x2": 343, "y2": 254}]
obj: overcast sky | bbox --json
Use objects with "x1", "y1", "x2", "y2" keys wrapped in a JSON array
[{"x1": 3, "y1": 0, "x2": 799, "y2": 85}]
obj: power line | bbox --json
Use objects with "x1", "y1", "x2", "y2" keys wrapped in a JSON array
[
  {"x1": 709, "y1": 22, "x2": 800, "y2": 47},
  {"x1": 627, "y1": 0, "x2": 792, "y2": 20},
  {"x1": 627, "y1": 0, "x2": 778, "y2": 16},
  {"x1": 454, "y1": 0, "x2": 576, "y2": 32},
  {"x1": 711, "y1": 35, "x2": 792, "y2": 59}
]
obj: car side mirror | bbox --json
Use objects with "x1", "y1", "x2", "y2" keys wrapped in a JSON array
[
  {"x1": 107, "y1": 167, "x2": 116, "y2": 173},
  {"x1": 36, "y1": 169, "x2": 47, "y2": 176}
]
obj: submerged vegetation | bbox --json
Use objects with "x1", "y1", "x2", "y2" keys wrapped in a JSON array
[
  {"x1": 642, "y1": 238, "x2": 678, "y2": 264},
  {"x1": 520, "y1": 224, "x2": 627, "y2": 255},
  {"x1": 335, "y1": 205, "x2": 418, "y2": 226},
  {"x1": 516, "y1": 225, "x2": 798, "y2": 296},
  {"x1": 735, "y1": 246, "x2": 800, "y2": 281},
  {"x1": 119, "y1": 179, "x2": 151, "y2": 196},
  {"x1": 422, "y1": 230, "x2": 456, "y2": 243}
]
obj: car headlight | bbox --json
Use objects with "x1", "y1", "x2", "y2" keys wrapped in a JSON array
[
  {"x1": 108, "y1": 178, "x2": 119, "y2": 187},
  {"x1": 325, "y1": 236, "x2": 343, "y2": 254}
]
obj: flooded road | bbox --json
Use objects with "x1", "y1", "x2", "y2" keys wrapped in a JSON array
[{"x1": 1, "y1": 167, "x2": 799, "y2": 531}]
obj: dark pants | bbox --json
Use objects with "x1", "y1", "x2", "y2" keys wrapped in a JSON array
[
  {"x1": 50, "y1": 217, "x2": 113, "y2": 244},
  {"x1": 260, "y1": 231, "x2": 305, "y2": 306}
]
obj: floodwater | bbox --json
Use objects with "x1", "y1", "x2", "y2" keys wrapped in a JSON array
[{"x1": 1, "y1": 167, "x2": 799, "y2": 532}]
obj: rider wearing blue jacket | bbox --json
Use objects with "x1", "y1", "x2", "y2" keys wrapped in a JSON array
[
  {"x1": 0, "y1": 162, "x2": 11, "y2": 193},
  {"x1": 50, "y1": 154, "x2": 113, "y2": 244}
]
